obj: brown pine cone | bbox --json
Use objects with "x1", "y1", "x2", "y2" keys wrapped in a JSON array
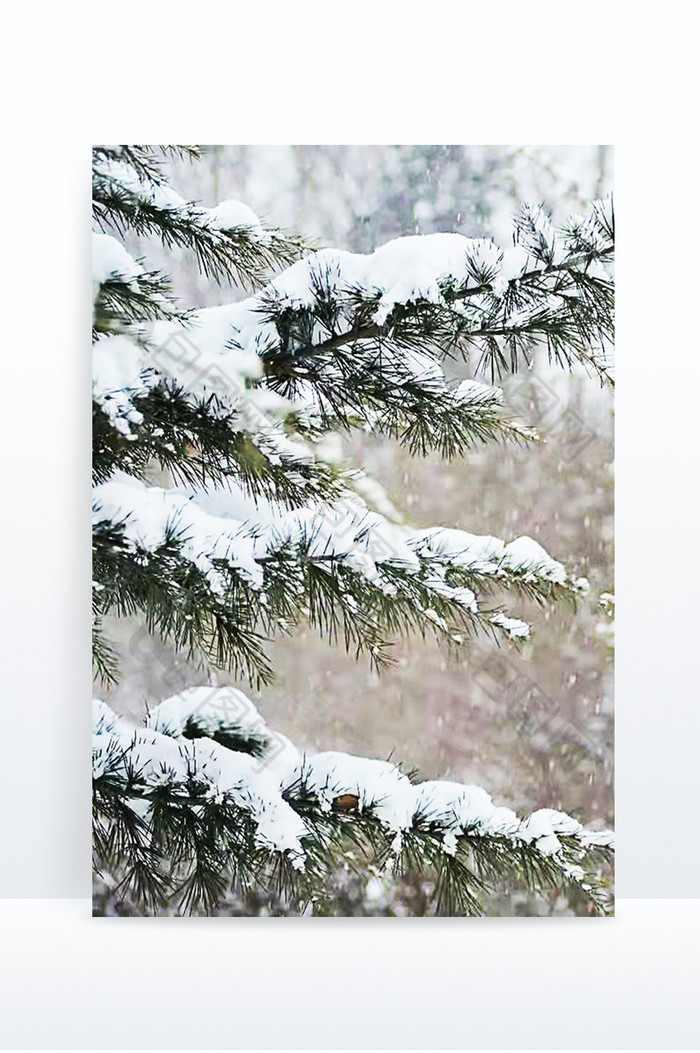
[{"x1": 333, "y1": 793, "x2": 360, "y2": 812}]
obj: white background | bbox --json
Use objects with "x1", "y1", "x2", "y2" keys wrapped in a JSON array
[
  {"x1": 1, "y1": 898, "x2": 698, "y2": 1049},
  {"x1": 0, "y1": 1, "x2": 698, "y2": 1048}
]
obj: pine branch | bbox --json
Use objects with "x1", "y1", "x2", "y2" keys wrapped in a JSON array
[
  {"x1": 93, "y1": 269, "x2": 192, "y2": 330},
  {"x1": 93, "y1": 146, "x2": 201, "y2": 187},
  {"x1": 265, "y1": 353, "x2": 537, "y2": 457},
  {"x1": 92, "y1": 696, "x2": 614, "y2": 916},
  {"x1": 92, "y1": 148, "x2": 308, "y2": 289},
  {"x1": 92, "y1": 483, "x2": 583, "y2": 685},
  {"x1": 92, "y1": 516, "x2": 274, "y2": 686},
  {"x1": 302, "y1": 245, "x2": 613, "y2": 358},
  {"x1": 92, "y1": 390, "x2": 346, "y2": 508},
  {"x1": 254, "y1": 200, "x2": 614, "y2": 388}
]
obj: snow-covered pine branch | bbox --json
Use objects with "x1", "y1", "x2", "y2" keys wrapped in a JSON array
[
  {"x1": 93, "y1": 692, "x2": 613, "y2": 916},
  {"x1": 93, "y1": 145, "x2": 309, "y2": 288},
  {"x1": 92, "y1": 230, "x2": 538, "y2": 464},
  {"x1": 93, "y1": 473, "x2": 587, "y2": 684},
  {"x1": 255, "y1": 199, "x2": 614, "y2": 395}
]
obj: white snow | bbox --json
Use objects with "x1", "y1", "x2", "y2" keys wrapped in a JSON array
[
  {"x1": 148, "y1": 684, "x2": 268, "y2": 741},
  {"x1": 579, "y1": 828, "x2": 615, "y2": 849},
  {"x1": 92, "y1": 313, "x2": 304, "y2": 461},
  {"x1": 412, "y1": 528, "x2": 507, "y2": 573},
  {"x1": 267, "y1": 248, "x2": 366, "y2": 309},
  {"x1": 184, "y1": 735, "x2": 306, "y2": 860},
  {"x1": 502, "y1": 536, "x2": 567, "y2": 584},
  {"x1": 92, "y1": 232, "x2": 142, "y2": 290},
  {"x1": 413, "y1": 780, "x2": 498, "y2": 831},
  {"x1": 147, "y1": 305, "x2": 266, "y2": 409},
  {"x1": 490, "y1": 614, "x2": 531, "y2": 640},
  {"x1": 92, "y1": 697, "x2": 119, "y2": 734},
  {"x1": 146, "y1": 685, "x2": 302, "y2": 790},
  {"x1": 93, "y1": 475, "x2": 263, "y2": 591},
  {"x1": 499, "y1": 243, "x2": 531, "y2": 283},
  {"x1": 205, "y1": 199, "x2": 272, "y2": 244},
  {"x1": 261, "y1": 233, "x2": 506, "y2": 332},
  {"x1": 454, "y1": 378, "x2": 503, "y2": 404},
  {"x1": 368, "y1": 233, "x2": 498, "y2": 322},
  {"x1": 177, "y1": 488, "x2": 424, "y2": 592},
  {"x1": 517, "y1": 808, "x2": 585, "y2": 855},
  {"x1": 92, "y1": 335, "x2": 148, "y2": 435}
]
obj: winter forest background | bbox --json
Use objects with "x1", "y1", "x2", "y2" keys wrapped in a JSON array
[{"x1": 94, "y1": 145, "x2": 613, "y2": 916}]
